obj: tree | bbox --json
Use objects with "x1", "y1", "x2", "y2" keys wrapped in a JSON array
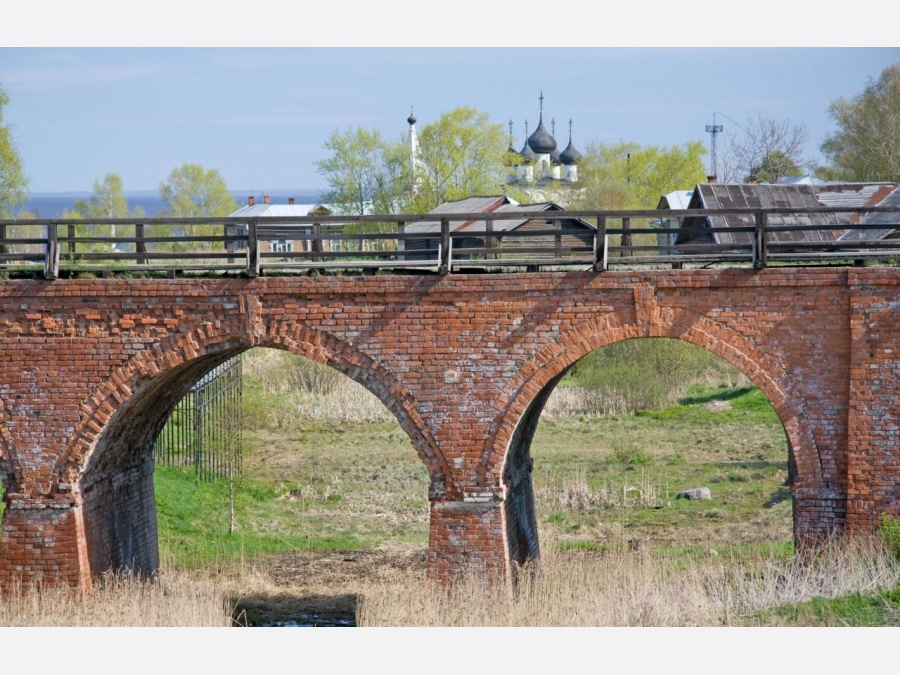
[
  {"x1": 821, "y1": 64, "x2": 900, "y2": 182},
  {"x1": 412, "y1": 107, "x2": 508, "y2": 211},
  {"x1": 72, "y1": 173, "x2": 146, "y2": 252},
  {"x1": 315, "y1": 127, "x2": 409, "y2": 216},
  {"x1": 717, "y1": 115, "x2": 808, "y2": 183},
  {"x1": 159, "y1": 163, "x2": 238, "y2": 217},
  {"x1": 748, "y1": 149, "x2": 803, "y2": 184},
  {"x1": 158, "y1": 164, "x2": 237, "y2": 252},
  {"x1": 571, "y1": 140, "x2": 707, "y2": 210},
  {"x1": 0, "y1": 83, "x2": 29, "y2": 218}
]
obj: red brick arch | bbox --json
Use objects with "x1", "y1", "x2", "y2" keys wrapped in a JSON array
[
  {"x1": 57, "y1": 320, "x2": 451, "y2": 495},
  {"x1": 485, "y1": 307, "x2": 823, "y2": 492}
]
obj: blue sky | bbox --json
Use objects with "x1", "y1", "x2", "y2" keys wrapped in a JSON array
[{"x1": 1, "y1": 4, "x2": 898, "y2": 193}]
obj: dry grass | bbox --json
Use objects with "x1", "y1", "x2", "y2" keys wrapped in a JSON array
[
  {"x1": 0, "y1": 570, "x2": 233, "y2": 627},
  {"x1": 4, "y1": 533, "x2": 897, "y2": 627},
  {"x1": 355, "y1": 535, "x2": 900, "y2": 627}
]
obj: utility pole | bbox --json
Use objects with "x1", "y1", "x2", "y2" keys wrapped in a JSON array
[{"x1": 705, "y1": 113, "x2": 724, "y2": 179}]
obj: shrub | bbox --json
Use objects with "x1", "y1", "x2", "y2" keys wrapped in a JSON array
[
  {"x1": 571, "y1": 338, "x2": 743, "y2": 414},
  {"x1": 610, "y1": 440, "x2": 653, "y2": 467},
  {"x1": 879, "y1": 514, "x2": 900, "y2": 560}
]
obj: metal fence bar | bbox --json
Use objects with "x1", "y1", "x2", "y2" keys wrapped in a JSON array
[{"x1": 154, "y1": 355, "x2": 243, "y2": 482}]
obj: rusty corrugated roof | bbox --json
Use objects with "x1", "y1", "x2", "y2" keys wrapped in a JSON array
[{"x1": 678, "y1": 183, "x2": 900, "y2": 245}]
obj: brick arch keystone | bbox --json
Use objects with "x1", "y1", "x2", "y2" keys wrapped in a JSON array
[{"x1": 484, "y1": 306, "x2": 823, "y2": 492}]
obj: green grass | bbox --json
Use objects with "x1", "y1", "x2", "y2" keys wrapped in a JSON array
[
  {"x1": 154, "y1": 466, "x2": 390, "y2": 568},
  {"x1": 757, "y1": 588, "x2": 900, "y2": 627}
]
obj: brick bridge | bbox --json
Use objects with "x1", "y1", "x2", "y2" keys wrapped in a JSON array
[{"x1": 0, "y1": 267, "x2": 897, "y2": 587}]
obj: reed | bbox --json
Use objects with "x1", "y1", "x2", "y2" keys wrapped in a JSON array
[
  {"x1": 0, "y1": 570, "x2": 233, "y2": 627},
  {"x1": 355, "y1": 534, "x2": 900, "y2": 627}
]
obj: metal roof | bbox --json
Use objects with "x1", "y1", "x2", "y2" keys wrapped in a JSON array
[
  {"x1": 405, "y1": 196, "x2": 509, "y2": 234},
  {"x1": 839, "y1": 186, "x2": 900, "y2": 242},
  {"x1": 656, "y1": 190, "x2": 694, "y2": 210},
  {"x1": 228, "y1": 203, "x2": 332, "y2": 218},
  {"x1": 678, "y1": 183, "x2": 900, "y2": 246},
  {"x1": 405, "y1": 196, "x2": 592, "y2": 234},
  {"x1": 813, "y1": 183, "x2": 897, "y2": 209}
]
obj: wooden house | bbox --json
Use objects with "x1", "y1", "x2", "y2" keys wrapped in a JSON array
[{"x1": 403, "y1": 195, "x2": 595, "y2": 260}]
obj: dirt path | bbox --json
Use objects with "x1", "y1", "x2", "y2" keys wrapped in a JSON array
[{"x1": 230, "y1": 543, "x2": 427, "y2": 626}]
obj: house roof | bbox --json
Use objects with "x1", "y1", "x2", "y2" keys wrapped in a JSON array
[
  {"x1": 656, "y1": 190, "x2": 693, "y2": 210},
  {"x1": 838, "y1": 185, "x2": 900, "y2": 242},
  {"x1": 228, "y1": 203, "x2": 332, "y2": 218},
  {"x1": 406, "y1": 196, "x2": 592, "y2": 234},
  {"x1": 675, "y1": 182, "x2": 900, "y2": 246}
]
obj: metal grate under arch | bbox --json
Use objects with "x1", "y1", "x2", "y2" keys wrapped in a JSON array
[{"x1": 153, "y1": 355, "x2": 242, "y2": 482}]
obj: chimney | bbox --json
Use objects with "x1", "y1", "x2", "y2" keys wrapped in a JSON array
[
  {"x1": 248, "y1": 196, "x2": 255, "y2": 206},
  {"x1": 263, "y1": 195, "x2": 271, "y2": 204},
  {"x1": 706, "y1": 175, "x2": 717, "y2": 184},
  {"x1": 288, "y1": 197, "x2": 295, "y2": 205}
]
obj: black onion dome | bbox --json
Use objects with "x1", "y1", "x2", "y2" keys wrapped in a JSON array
[
  {"x1": 407, "y1": 112, "x2": 417, "y2": 125},
  {"x1": 519, "y1": 141, "x2": 538, "y2": 163},
  {"x1": 559, "y1": 139, "x2": 583, "y2": 165},
  {"x1": 527, "y1": 118, "x2": 557, "y2": 154}
]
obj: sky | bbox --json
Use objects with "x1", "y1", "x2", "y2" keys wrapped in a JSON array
[{"x1": 1, "y1": 4, "x2": 898, "y2": 195}]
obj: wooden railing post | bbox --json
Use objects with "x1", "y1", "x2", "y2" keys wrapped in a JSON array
[
  {"x1": 439, "y1": 217, "x2": 450, "y2": 274},
  {"x1": 135, "y1": 223, "x2": 147, "y2": 265},
  {"x1": 554, "y1": 218, "x2": 562, "y2": 258},
  {"x1": 753, "y1": 212, "x2": 768, "y2": 269},
  {"x1": 620, "y1": 216, "x2": 631, "y2": 258},
  {"x1": 593, "y1": 215, "x2": 607, "y2": 272},
  {"x1": 486, "y1": 219, "x2": 495, "y2": 260},
  {"x1": 44, "y1": 221, "x2": 59, "y2": 280},
  {"x1": 0, "y1": 223, "x2": 6, "y2": 256},
  {"x1": 67, "y1": 224, "x2": 76, "y2": 257},
  {"x1": 397, "y1": 221, "x2": 406, "y2": 261},
  {"x1": 246, "y1": 220, "x2": 259, "y2": 277},
  {"x1": 312, "y1": 222, "x2": 323, "y2": 263}
]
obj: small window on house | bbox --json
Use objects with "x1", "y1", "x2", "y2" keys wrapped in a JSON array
[{"x1": 272, "y1": 240, "x2": 293, "y2": 254}]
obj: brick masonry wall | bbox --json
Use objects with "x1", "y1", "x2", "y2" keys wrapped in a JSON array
[
  {"x1": 846, "y1": 269, "x2": 900, "y2": 533},
  {"x1": 0, "y1": 267, "x2": 896, "y2": 586}
]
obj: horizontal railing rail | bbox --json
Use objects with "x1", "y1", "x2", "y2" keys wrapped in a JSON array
[{"x1": 1, "y1": 205, "x2": 897, "y2": 278}]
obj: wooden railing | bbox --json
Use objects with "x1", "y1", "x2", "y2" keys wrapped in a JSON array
[{"x1": 1, "y1": 205, "x2": 898, "y2": 279}]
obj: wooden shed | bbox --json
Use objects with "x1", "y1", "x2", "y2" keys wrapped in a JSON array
[{"x1": 404, "y1": 195, "x2": 595, "y2": 260}]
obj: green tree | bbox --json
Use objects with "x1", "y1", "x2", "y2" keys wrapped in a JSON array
[
  {"x1": 71, "y1": 173, "x2": 146, "y2": 252},
  {"x1": 0, "y1": 83, "x2": 29, "y2": 218},
  {"x1": 572, "y1": 140, "x2": 707, "y2": 210},
  {"x1": 749, "y1": 149, "x2": 803, "y2": 184},
  {"x1": 821, "y1": 64, "x2": 900, "y2": 182},
  {"x1": 74, "y1": 173, "x2": 129, "y2": 219},
  {"x1": 159, "y1": 163, "x2": 238, "y2": 217},
  {"x1": 315, "y1": 126, "x2": 410, "y2": 216},
  {"x1": 158, "y1": 164, "x2": 237, "y2": 253},
  {"x1": 412, "y1": 107, "x2": 508, "y2": 211}
]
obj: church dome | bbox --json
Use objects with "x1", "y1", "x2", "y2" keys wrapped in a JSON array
[
  {"x1": 527, "y1": 118, "x2": 557, "y2": 155},
  {"x1": 559, "y1": 139, "x2": 583, "y2": 165},
  {"x1": 519, "y1": 141, "x2": 538, "y2": 163}
]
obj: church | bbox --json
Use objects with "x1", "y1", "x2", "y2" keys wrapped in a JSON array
[
  {"x1": 406, "y1": 92, "x2": 585, "y2": 205},
  {"x1": 505, "y1": 91, "x2": 584, "y2": 203}
]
